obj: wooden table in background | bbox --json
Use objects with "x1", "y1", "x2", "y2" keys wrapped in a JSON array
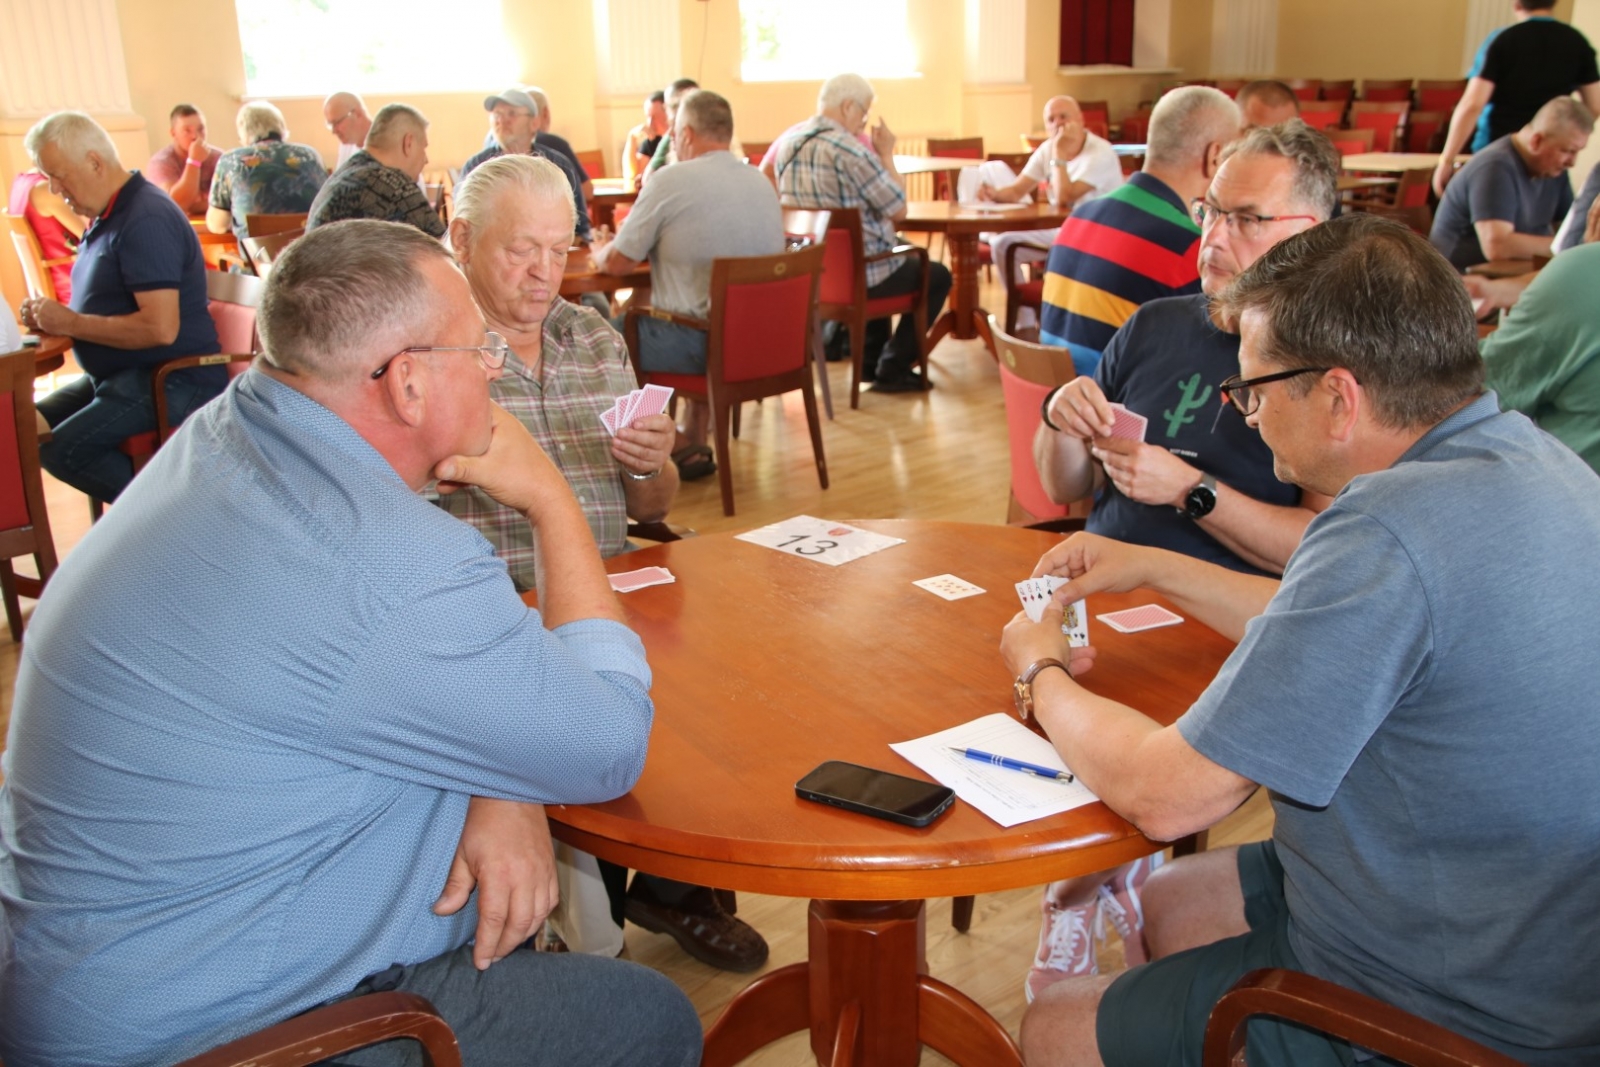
[
  {"x1": 892, "y1": 155, "x2": 979, "y2": 176},
  {"x1": 543, "y1": 520, "x2": 1236, "y2": 1067},
  {"x1": 27, "y1": 334, "x2": 71, "y2": 377},
  {"x1": 1336, "y1": 175, "x2": 1396, "y2": 195},
  {"x1": 560, "y1": 246, "x2": 649, "y2": 301},
  {"x1": 899, "y1": 201, "x2": 1071, "y2": 355},
  {"x1": 1341, "y1": 152, "x2": 1469, "y2": 174},
  {"x1": 589, "y1": 177, "x2": 639, "y2": 232}
]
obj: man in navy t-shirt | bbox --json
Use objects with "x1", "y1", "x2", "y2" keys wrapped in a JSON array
[{"x1": 20, "y1": 111, "x2": 221, "y2": 503}]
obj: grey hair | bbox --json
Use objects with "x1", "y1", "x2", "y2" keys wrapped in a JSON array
[
  {"x1": 1218, "y1": 119, "x2": 1341, "y2": 219},
  {"x1": 1146, "y1": 87, "x2": 1240, "y2": 171},
  {"x1": 367, "y1": 103, "x2": 428, "y2": 151},
  {"x1": 237, "y1": 101, "x2": 288, "y2": 144},
  {"x1": 1531, "y1": 96, "x2": 1595, "y2": 137},
  {"x1": 453, "y1": 154, "x2": 576, "y2": 244},
  {"x1": 24, "y1": 111, "x2": 120, "y2": 166},
  {"x1": 524, "y1": 86, "x2": 549, "y2": 116},
  {"x1": 818, "y1": 73, "x2": 875, "y2": 114},
  {"x1": 678, "y1": 89, "x2": 735, "y2": 144},
  {"x1": 258, "y1": 220, "x2": 455, "y2": 384}
]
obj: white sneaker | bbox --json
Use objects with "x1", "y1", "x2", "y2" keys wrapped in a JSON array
[
  {"x1": 1097, "y1": 853, "x2": 1163, "y2": 967},
  {"x1": 1025, "y1": 885, "x2": 1101, "y2": 1003}
]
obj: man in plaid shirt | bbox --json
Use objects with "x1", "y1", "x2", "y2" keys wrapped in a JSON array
[{"x1": 776, "y1": 73, "x2": 952, "y2": 393}]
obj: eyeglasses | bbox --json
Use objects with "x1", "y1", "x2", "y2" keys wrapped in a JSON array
[
  {"x1": 1190, "y1": 199, "x2": 1318, "y2": 240},
  {"x1": 326, "y1": 109, "x2": 356, "y2": 131},
  {"x1": 370, "y1": 332, "x2": 509, "y2": 380},
  {"x1": 1218, "y1": 366, "x2": 1330, "y2": 416}
]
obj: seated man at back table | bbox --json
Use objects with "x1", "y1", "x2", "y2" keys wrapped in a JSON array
[
  {"x1": 306, "y1": 103, "x2": 444, "y2": 237},
  {"x1": 980, "y1": 95, "x2": 1125, "y2": 299},
  {"x1": 1234, "y1": 80, "x2": 1299, "y2": 129},
  {"x1": 322, "y1": 91, "x2": 374, "y2": 170},
  {"x1": 145, "y1": 103, "x2": 222, "y2": 215},
  {"x1": 0, "y1": 219, "x2": 701, "y2": 1066},
  {"x1": 1004, "y1": 212, "x2": 1600, "y2": 1067},
  {"x1": 18, "y1": 111, "x2": 222, "y2": 504},
  {"x1": 776, "y1": 72, "x2": 953, "y2": 394},
  {"x1": 462, "y1": 87, "x2": 592, "y2": 243},
  {"x1": 1037, "y1": 86, "x2": 1240, "y2": 373},
  {"x1": 591, "y1": 89, "x2": 783, "y2": 481},
  {"x1": 1429, "y1": 95, "x2": 1591, "y2": 271},
  {"x1": 206, "y1": 100, "x2": 328, "y2": 243},
  {"x1": 440, "y1": 155, "x2": 770, "y2": 974}
]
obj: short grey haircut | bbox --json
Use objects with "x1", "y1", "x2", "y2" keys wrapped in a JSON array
[
  {"x1": 453, "y1": 155, "x2": 576, "y2": 245},
  {"x1": 1530, "y1": 96, "x2": 1595, "y2": 138},
  {"x1": 678, "y1": 89, "x2": 734, "y2": 144},
  {"x1": 367, "y1": 103, "x2": 428, "y2": 151},
  {"x1": 24, "y1": 111, "x2": 120, "y2": 166},
  {"x1": 525, "y1": 86, "x2": 550, "y2": 116},
  {"x1": 1218, "y1": 119, "x2": 1341, "y2": 219},
  {"x1": 1145, "y1": 86, "x2": 1240, "y2": 171},
  {"x1": 818, "y1": 73, "x2": 875, "y2": 114},
  {"x1": 236, "y1": 101, "x2": 288, "y2": 144},
  {"x1": 258, "y1": 220, "x2": 454, "y2": 383}
]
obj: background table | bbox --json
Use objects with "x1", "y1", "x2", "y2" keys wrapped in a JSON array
[
  {"x1": 589, "y1": 177, "x2": 639, "y2": 232},
  {"x1": 25, "y1": 334, "x2": 71, "y2": 377},
  {"x1": 1341, "y1": 151, "x2": 1468, "y2": 173},
  {"x1": 543, "y1": 520, "x2": 1236, "y2": 1066},
  {"x1": 560, "y1": 245, "x2": 649, "y2": 300}
]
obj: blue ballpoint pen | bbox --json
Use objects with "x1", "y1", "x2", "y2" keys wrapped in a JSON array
[{"x1": 947, "y1": 746, "x2": 1075, "y2": 784}]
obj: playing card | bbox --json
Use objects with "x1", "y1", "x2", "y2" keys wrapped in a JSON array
[
  {"x1": 1106, "y1": 403, "x2": 1148, "y2": 442},
  {"x1": 1060, "y1": 597, "x2": 1089, "y2": 647},
  {"x1": 1015, "y1": 576, "x2": 1089, "y2": 647},
  {"x1": 636, "y1": 383, "x2": 674, "y2": 419},
  {"x1": 1014, "y1": 577, "x2": 1060, "y2": 623},
  {"x1": 1097, "y1": 604, "x2": 1184, "y2": 633},
  {"x1": 913, "y1": 574, "x2": 986, "y2": 601},
  {"x1": 609, "y1": 566, "x2": 676, "y2": 592},
  {"x1": 618, "y1": 389, "x2": 642, "y2": 427},
  {"x1": 599, "y1": 402, "x2": 623, "y2": 436}
]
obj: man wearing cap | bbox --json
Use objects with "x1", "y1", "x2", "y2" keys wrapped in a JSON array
[{"x1": 462, "y1": 88, "x2": 592, "y2": 242}]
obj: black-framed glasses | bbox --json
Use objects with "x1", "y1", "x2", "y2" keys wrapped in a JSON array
[
  {"x1": 1189, "y1": 198, "x2": 1318, "y2": 240},
  {"x1": 370, "y1": 331, "x2": 509, "y2": 380},
  {"x1": 1219, "y1": 367, "x2": 1330, "y2": 416}
]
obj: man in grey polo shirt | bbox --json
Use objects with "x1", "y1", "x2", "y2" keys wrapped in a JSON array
[
  {"x1": 591, "y1": 89, "x2": 782, "y2": 477},
  {"x1": 1429, "y1": 95, "x2": 1592, "y2": 270}
]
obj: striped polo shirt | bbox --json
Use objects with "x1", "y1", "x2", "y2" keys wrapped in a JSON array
[{"x1": 1038, "y1": 171, "x2": 1202, "y2": 375}]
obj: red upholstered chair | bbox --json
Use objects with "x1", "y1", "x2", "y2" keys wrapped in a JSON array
[
  {"x1": 1076, "y1": 100, "x2": 1112, "y2": 140},
  {"x1": 0, "y1": 345, "x2": 58, "y2": 641},
  {"x1": 782, "y1": 207, "x2": 835, "y2": 419},
  {"x1": 1297, "y1": 107, "x2": 1344, "y2": 133},
  {"x1": 1415, "y1": 79, "x2": 1466, "y2": 113},
  {"x1": 1003, "y1": 239, "x2": 1051, "y2": 337},
  {"x1": 1118, "y1": 107, "x2": 1153, "y2": 145},
  {"x1": 991, "y1": 317, "x2": 1088, "y2": 528},
  {"x1": 1350, "y1": 100, "x2": 1410, "y2": 152},
  {"x1": 1202, "y1": 970, "x2": 1523, "y2": 1067},
  {"x1": 1327, "y1": 127, "x2": 1376, "y2": 156},
  {"x1": 815, "y1": 207, "x2": 931, "y2": 410},
  {"x1": 925, "y1": 137, "x2": 985, "y2": 201},
  {"x1": 1319, "y1": 79, "x2": 1356, "y2": 103},
  {"x1": 1406, "y1": 110, "x2": 1448, "y2": 153},
  {"x1": 1361, "y1": 79, "x2": 1414, "y2": 103},
  {"x1": 173, "y1": 991, "x2": 461, "y2": 1067},
  {"x1": 624, "y1": 244, "x2": 829, "y2": 516},
  {"x1": 574, "y1": 149, "x2": 605, "y2": 180},
  {"x1": 1287, "y1": 78, "x2": 1322, "y2": 102}
]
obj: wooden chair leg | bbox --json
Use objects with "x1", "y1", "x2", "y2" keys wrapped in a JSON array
[
  {"x1": 1, "y1": 563, "x2": 22, "y2": 642},
  {"x1": 732, "y1": 402, "x2": 742, "y2": 440},
  {"x1": 848, "y1": 316, "x2": 867, "y2": 410},
  {"x1": 950, "y1": 895, "x2": 975, "y2": 934},
  {"x1": 711, "y1": 396, "x2": 736, "y2": 517},
  {"x1": 811, "y1": 325, "x2": 834, "y2": 421},
  {"x1": 801, "y1": 382, "x2": 828, "y2": 492}
]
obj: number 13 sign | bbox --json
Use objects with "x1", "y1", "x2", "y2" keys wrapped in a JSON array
[{"x1": 735, "y1": 516, "x2": 906, "y2": 566}]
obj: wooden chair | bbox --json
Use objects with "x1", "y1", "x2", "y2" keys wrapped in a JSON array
[
  {"x1": 1286, "y1": 78, "x2": 1322, "y2": 102},
  {"x1": 991, "y1": 316, "x2": 1087, "y2": 528},
  {"x1": 0, "y1": 345, "x2": 58, "y2": 641},
  {"x1": 1003, "y1": 239, "x2": 1051, "y2": 338},
  {"x1": 196, "y1": 229, "x2": 244, "y2": 273},
  {"x1": 783, "y1": 207, "x2": 835, "y2": 419},
  {"x1": 1202, "y1": 969, "x2": 1523, "y2": 1067},
  {"x1": 1351, "y1": 168, "x2": 1434, "y2": 235},
  {"x1": 1076, "y1": 100, "x2": 1111, "y2": 140},
  {"x1": 1297, "y1": 107, "x2": 1344, "y2": 133},
  {"x1": 1361, "y1": 79, "x2": 1413, "y2": 103},
  {"x1": 574, "y1": 149, "x2": 605, "y2": 180},
  {"x1": 1349, "y1": 100, "x2": 1409, "y2": 152},
  {"x1": 1327, "y1": 127, "x2": 1376, "y2": 156},
  {"x1": 1117, "y1": 107, "x2": 1154, "y2": 145},
  {"x1": 985, "y1": 151, "x2": 1033, "y2": 173},
  {"x1": 814, "y1": 207, "x2": 931, "y2": 409},
  {"x1": 173, "y1": 991, "x2": 461, "y2": 1067},
  {"x1": 926, "y1": 137, "x2": 985, "y2": 201},
  {"x1": 1021, "y1": 133, "x2": 1047, "y2": 151},
  {"x1": 244, "y1": 212, "x2": 308, "y2": 239},
  {"x1": 1406, "y1": 110, "x2": 1447, "y2": 153},
  {"x1": 742, "y1": 140, "x2": 771, "y2": 167},
  {"x1": 623, "y1": 244, "x2": 828, "y2": 516},
  {"x1": 5, "y1": 213, "x2": 72, "y2": 302},
  {"x1": 1415, "y1": 79, "x2": 1466, "y2": 113},
  {"x1": 240, "y1": 228, "x2": 304, "y2": 281},
  {"x1": 1319, "y1": 79, "x2": 1355, "y2": 103}
]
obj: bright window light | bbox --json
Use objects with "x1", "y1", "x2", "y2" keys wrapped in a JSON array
[
  {"x1": 739, "y1": 0, "x2": 918, "y2": 83},
  {"x1": 234, "y1": 0, "x2": 519, "y2": 97}
]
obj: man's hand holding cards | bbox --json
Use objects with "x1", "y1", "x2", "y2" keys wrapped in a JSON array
[
  {"x1": 600, "y1": 384, "x2": 674, "y2": 436},
  {"x1": 1014, "y1": 576, "x2": 1089, "y2": 647}
]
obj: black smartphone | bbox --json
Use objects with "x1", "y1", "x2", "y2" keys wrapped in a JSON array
[{"x1": 795, "y1": 760, "x2": 956, "y2": 828}]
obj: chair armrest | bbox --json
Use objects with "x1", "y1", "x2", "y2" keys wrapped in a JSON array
[
  {"x1": 868, "y1": 243, "x2": 930, "y2": 270},
  {"x1": 1004, "y1": 241, "x2": 1052, "y2": 288},
  {"x1": 172, "y1": 991, "x2": 462, "y2": 1067},
  {"x1": 152, "y1": 352, "x2": 254, "y2": 444},
  {"x1": 1202, "y1": 970, "x2": 1523, "y2": 1067}
]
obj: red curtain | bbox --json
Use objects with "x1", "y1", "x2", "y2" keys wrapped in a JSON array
[{"x1": 1059, "y1": 0, "x2": 1135, "y2": 67}]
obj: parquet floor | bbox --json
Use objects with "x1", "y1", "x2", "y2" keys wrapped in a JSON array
[{"x1": 0, "y1": 264, "x2": 1272, "y2": 1063}]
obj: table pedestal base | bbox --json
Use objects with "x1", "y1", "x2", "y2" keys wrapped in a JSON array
[
  {"x1": 924, "y1": 232, "x2": 999, "y2": 358},
  {"x1": 702, "y1": 899, "x2": 1021, "y2": 1067}
]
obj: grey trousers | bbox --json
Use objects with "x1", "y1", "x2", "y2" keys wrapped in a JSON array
[{"x1": 323, "y1": 943, "x2": 702, "y2": 1067}]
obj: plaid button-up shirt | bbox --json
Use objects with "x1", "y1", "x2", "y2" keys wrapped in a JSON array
[
  {"x1": 776, "y1": 116, "x2": 907, "y2": 286},
  {"x1": 437, "y1": 299, "x2": 637, "y2": 590}
]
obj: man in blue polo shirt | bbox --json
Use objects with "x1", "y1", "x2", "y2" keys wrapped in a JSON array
[{"x1": 20, "y1": 111, "x2": 221, "y2": 503}]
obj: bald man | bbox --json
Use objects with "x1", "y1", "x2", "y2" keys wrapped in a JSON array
[
  {"x1": 322, "y1": 91, "x2": 373, "y2": 169},
  {"x1": 306, "y1": 103, "x2": 444, "y2": 237},
  {"x1": 1235, "y1": 80, "x2": 1300, "y2": 129}
]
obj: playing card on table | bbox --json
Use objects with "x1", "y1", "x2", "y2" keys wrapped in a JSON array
[
  {"x1": 609, "y1": 566, "x2": 676, "y2": 592},
  {"x1": 1105, "y1": 403, "x2": 1148, "y2": 442},
  {"x1": 1097, "y1": 604, "x2": 1184, "y2": 633},
  {"x1": 913, "y1": 574, "x2": 986, "y2": 601},
  {"x1": 1013, "y1": 576, "x2": 1090, "y2": 647}
]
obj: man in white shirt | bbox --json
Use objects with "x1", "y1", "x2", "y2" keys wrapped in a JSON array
[{"x1": 322, "y1": 91, "x2": 372, "y2": 170}]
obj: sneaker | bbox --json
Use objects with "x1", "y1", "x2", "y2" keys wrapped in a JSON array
[
  {"x1": 1025, "y1": 888, "x2": 1100, "y2": 1003},
  {"x1": 1098, "y1": 853, "x2": 1163, "y2": 967}
]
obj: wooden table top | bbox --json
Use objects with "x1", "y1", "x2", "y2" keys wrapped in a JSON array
[
  {"x1": 899, "y1": 200, "x2": 1072, "y2": 236},
  {"x1": 1342, "y1": 152, "x2": 1468, "y2": 173},
  {"x1": 544, "y1": 520, "x2": 1236, "y2": 901},
  {"x1": 1337, "y1": 175, "x2": 1397, "y2": 192},
  {"x1": 559, "y1": 245, "x2": 649, "y2": 297},
  {"x1": 893, "y1": 154, "x2": 980, "y2": 175},
  {"x1": 589, "y1": 178, "x2": 638, "y2": 202},
  {"x1": 20, "y1": 333, "x2": 71, "y2": 377}
]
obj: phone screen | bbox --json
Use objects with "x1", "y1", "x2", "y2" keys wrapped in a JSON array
[{"x1": 795, "y1": 760, "x2": 956, "y2": 828}]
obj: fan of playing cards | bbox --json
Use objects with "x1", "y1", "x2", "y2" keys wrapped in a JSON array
[
  {"x1": 600, "y1": 384, "x2": 674, "y2": 436},
  {"x1": 1015, "y1": 576, "x2": 1089, "y2": 647}
]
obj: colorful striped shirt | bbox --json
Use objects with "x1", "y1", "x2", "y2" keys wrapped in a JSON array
[{"x1": 1038, "y1": 171, "x2": 1202, "y2": 376}]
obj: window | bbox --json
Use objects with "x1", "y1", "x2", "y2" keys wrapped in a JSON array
[
  {"x1": 739, "y1": 0, "x2": 917, "y2": 83},
  {"x1": 234, "y1": 0, "x2": 519, "y2": 97}
]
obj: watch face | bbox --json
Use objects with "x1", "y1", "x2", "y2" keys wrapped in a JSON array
[{"x1": 1185, "y1": 483, "x2": 1217, "y2": 519}]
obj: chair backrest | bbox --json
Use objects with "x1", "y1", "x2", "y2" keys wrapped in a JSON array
[
  {"x1": 1021, "y1": 133, "x2": 1046, "y2": 150},
  {"x1": 574, "y1": 149, "x2": 605, "y2": 180},
  {"x1": 1328, "y1": 127, "x2": 1377, "y2": 156},
  {"x1": 1298, "y1": 108, "x2": 1344, "y2": 132},
  {"x1": 244, "y1": 212, "x2": 308, "y2": 238},
  {"x1": 1075, "y1": 100, "x2": 1111, "y2": 139},
  {"x1": 1286, "y1": 78, "x2": 1322, "y2": 101},
  {"x1": 742, "y1": 140, "x2": 772, "y2": 167},
  {"x1": 1391, "y1": 168, "x2": 1433, "y2": 210},
  {"x1": 992, "y1": 315, "x2": 1080, "y2": 524},
  {"x1": 782, "y1": 208, "x2": 832, "y2": 250},
  {"x1": 206, "y1": 270, "x2": 266, "y2": 366},
  {"x1": 241, "y1": 227, "x2": 304, "y2": 281},
  {"x1": 1350, "y1": 103, "x2": 1408, "y2": 152},
  {"x1": 195, "y1": 229, "x2": 242, "y2": 273},
  {"x1": 5, "y1": 214, "x2": 59, "y2": 301},
  {"x1": 1415, "y1": 80, "x2": 1466, "y2": 113},
  {"x1": 817, "y1": 207, "x2": 866, "y2": 309},
  {"x1": 985, "y1": 151, "x2": 1034, "y2": 172},
  {"x1": 0, "y1": 347, "x2": 55, "y2": 568},
  {"x1": 927, "y1": 138, "x2": 985, "y2": 199},
  {"x1": 1406, "y1": 110, "x2": 1447, "y2": 153},
  {"x1": 1319, "y1": 79, "x2": 1356, "y2": 102},
  {"x1": 1361, "y1": 79, "x2": 1413, "y2": 102},
  {"x1": 707, "y1": 243, "x2": 826, "y2": 386}
]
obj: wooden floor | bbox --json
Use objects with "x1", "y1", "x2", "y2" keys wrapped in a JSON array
[{"x1": 0, "y1": 265, "x2": 1272, "y2": 1063}]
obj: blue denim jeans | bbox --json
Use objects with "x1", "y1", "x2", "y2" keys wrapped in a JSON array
[
  {"x1": 37, "y1": 366, "x2": 222, "y2": 503},
  {"x1": 612, "y1": 313, "x2": 709, "y2": 375}
]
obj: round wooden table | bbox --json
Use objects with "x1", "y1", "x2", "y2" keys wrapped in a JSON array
[
  {"x1": 898, "y1": 202, "x2": 1071, "y2": 355},
  {"x1": 560, "y1": 245, "x2": 650, "y2": 300},
  {"x1": 542, "y1": 520, "x2": 1235, "y2": 1066},
  {"x1": 589, "y1": 177, "x2": 640, "y2": 233},
  {"x1": 27, "y1": 333, "x2": 71, "y2": 377}
]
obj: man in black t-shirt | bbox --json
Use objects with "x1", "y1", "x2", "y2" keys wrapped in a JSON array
[{"x1": 1435, "y1": 0, "x2": 1600, "y2": 197}]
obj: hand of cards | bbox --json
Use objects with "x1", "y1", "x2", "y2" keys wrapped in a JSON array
[
  {"x1": 1014, "y1": 576, "x2": 1089, "y2": 647},
  {"x1": 600, "y1": 384, "x2": 674, "y2": 436}
]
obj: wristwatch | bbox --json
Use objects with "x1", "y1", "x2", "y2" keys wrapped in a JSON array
[
  {"x1": 1180, "y1": 473, "x2": 1218, "y2": 521},
  {"x1": 1013, "y1": 658, "x2": 1070, "y2": 722}
]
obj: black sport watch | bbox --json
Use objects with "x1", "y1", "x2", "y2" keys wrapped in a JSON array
[{"x1": 1180, "y1": 473, "x2": 1218, "y2": 521}]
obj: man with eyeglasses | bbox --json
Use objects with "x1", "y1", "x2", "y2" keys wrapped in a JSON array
[
  {"x1": 321, "y1": 91, "x2": 372, "y2": 170},
  {"x1": 0, "y1": 219, "x2": 702, "y2": 1066},
  {"x1": 1004, "y1": 212, "x2": 1600, "y2": 1067},
  {"x1": 461, "y1": 87, "x2": 592, "y2": 243},
  {"x1": 1022, "y1": 122, "x2": 1339, "y2": 1000}
]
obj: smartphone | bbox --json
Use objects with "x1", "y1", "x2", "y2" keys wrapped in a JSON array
[{"x1": 795, "y1": 760, "x2": 956, "y2": 828}]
